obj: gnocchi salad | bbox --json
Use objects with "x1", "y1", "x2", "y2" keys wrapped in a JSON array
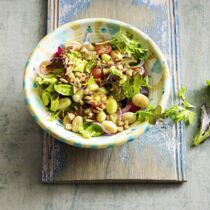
[{"x1": 35, "y1": 32, "x2": 152, "y2": 138}]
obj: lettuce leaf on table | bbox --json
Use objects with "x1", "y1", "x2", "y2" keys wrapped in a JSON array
[
  {"x1": 136, "y1": 86, "x2": 195, "y2": 125},
  {"x1": 193, "y1": 104, "x2": 210, "y2": 146},
  {"x1": 164, "y1": 105, "x2": 195, "y2": 125},
  {"x1": 193, "y1": 81, "x2": 210, "y2": 146},
  {"x1": 178, "y1": 85, "x2": 195, "y2": 108}
]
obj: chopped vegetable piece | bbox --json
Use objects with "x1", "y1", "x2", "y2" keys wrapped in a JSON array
[
  {"x1": 53, "y1": 68, "x2": 64, "y2": 74},
  {"x1": 36, "y1": 77, "x2": 57, "y2": 86},
  {"x1": 136, "y1": 105, "x2": 162, "y2": 124},
  {"x1": 101, "y1": 54, "x2": 111, "y2": 62},
  {"x1": 54, "y1": 46, "x2": 63, "y2": 57},
  {"x1": 91, "y1": 67, "x2": 103, "y2": 79},
  {"x1": 50, "y1": 97, "x2": 59, "y2": 112},
  {"x1": 79, "y1": 122, "x2": 103, "y2": 138},
  {"x1": 45, "y1": 84, "x2": 54, "y2": 92},
  {"x1": 95, "y1": 44, "x2": 112, "y2": 55},
  {"x1": 85, "y1": 58, "x2": 95, "y2": 73},
  {"x1": 72, "y1": 90, "x2": 84, "y2": 102},
  {"x1": 122, "y1": 74, "x2": 149, "y2": 99},
  {"x1": 41, "y1": 91, "x2": 51, "y2": 106},
  {"x1": 54, "y1": 84, "x2": 73, "y2": 96},
  {"x1": 74, "y1": 59, "x2": 88, "y2": 72},
  {"x1": 58, "y1": 98, "x2": 71, "y2": 110}
]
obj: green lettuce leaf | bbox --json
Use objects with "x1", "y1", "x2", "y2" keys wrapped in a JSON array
[
  {"x1": 79, "y1": 122, "x2": 103, "y2": 138},
  {"x1": 49, "y1": 110, "x2": 61, "y2": 121},
  {"x1": 109, "y1": 66, "x2": 127, "y2": 84},
  {"x1": 50, "y1": 97, "x2": 59, "y2": 112},
  {"x1": 54, "y1": 84, "x2": 73, "y2": 96},
  {"x1": 87, "y1": 76, "x2": 97, "y2": 85},
  {"x1": 193, "y1": 81, "x2": 210, "y2": 146},
  {"x1": 110, "y1": 32, "x2": 148, "y2": 60},
  {"x1": 136, "y1": 104, "x2": 194, "y2": 125},
  {"x1": 36, "y1": 76, "x2": 57, "y2": 86},
  {"x1": 41, "y1": 91, "x2": 51, "y2": 106},
  {"x1": 52, "y1": 68, "x2": 64, "y2": 75},
  {"x1": 136, "y1": 105, "x2": 162, "y2": 124},
  {"x1": 193, "y1": 104, "x2": 210, "y2": 146},
  {"x1": 122, "y1": 74, "x2": 150, "y2": 99},
  {"x1": 206, "y1": 80, "x2": 210, "y2": 86},
  {"x1": 164, "y1": 105, "x2": 195, "y2": 125},
  {"x1": 178, "y1": 85, "x2": 195, "y2": 108},
  {"x1": 45, "y1": 84, "x2": 54, "y2": 92},
  {"x1": 85, "y1": 58, "x2": 95, "y2": 73},
  {"x1": 109, "y1": 66, "x2": 121, "y2": 76},
  {"x1": 74, "y1": 59, "x2": 88, "y2": 72}
]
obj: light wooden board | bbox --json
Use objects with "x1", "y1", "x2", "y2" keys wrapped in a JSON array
[{"x1": 42, "y1": 0, "x2": 186, "y2": 183}]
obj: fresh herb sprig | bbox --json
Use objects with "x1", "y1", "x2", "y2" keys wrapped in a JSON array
[
  {"x1": 110, "y1": 32, "x2": 148, "y2": 60},
  {"x1": 136, "y1": 86, "x2": 195, "y2": 125}
]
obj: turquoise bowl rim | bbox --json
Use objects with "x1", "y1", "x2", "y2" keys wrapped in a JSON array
[{"x1": 24, "y1": 18, "x2": 170, "y2": 149}]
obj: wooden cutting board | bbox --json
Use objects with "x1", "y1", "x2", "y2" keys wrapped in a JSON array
[{"x1": 42, "y1": 0, "x2": 186, "y2": 183}]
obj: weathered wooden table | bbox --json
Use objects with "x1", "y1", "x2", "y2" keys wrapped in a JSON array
[
  {"x1": 0, "y1": 0, "x2": 210, "y2": 209},
  {"x1": 43, "y1": 0, "x2": 185, "y2": 183}
]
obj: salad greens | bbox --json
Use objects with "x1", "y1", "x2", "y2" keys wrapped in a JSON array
[
  {"x1": 122, "y1": 74, "x2": 150, "y2": 99},
  {"x1": 164, "y1": 105, "x2": 194, "y2": 125},
  {"x1": 50, "y1": 97, "x2": 59, "y2": 112},
  {"x1": 110, "y1": 32, "x2": 148, "y2": 60},
  {"x1": 54, "y1": 84, "x2": 73, "y2": 96},
  {"x1": 79, "y1": 122, "x2": 103, "y2": 138},
  {"x1": 136, "y1": 105, "x2": 162, "y2": 124},
  {"x1": 178, "y1": 86, "x2": 195, "y2": 108},
  {"x1": 35, "y1": 31, "x2": 197, "y2": 139},
  {"x1": 136, "y1": 86, "x2": 195, "y2": 125},
  {"x1": 87, "y1": 76, "x2": 97, "y2": 86},
  {"x1": 85, "y1": 58, "x2": 95, "y2": 73},
  {"x1": 36, "y1": 77, "x2": 57, "y2": 85},
  {"x1": 52, "y1": 68, "x2": 64, "y2": 75},
  {"x1": 41, "y1": 91, "x2": 51, "y2": 106},
  {"x1": 206, "y1": 80, "x2": 210, "y2": 86}
]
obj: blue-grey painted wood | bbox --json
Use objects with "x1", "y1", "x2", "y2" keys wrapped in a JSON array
[{"x1": 42, "y1": 0, "x2": 186, "y2": 182}]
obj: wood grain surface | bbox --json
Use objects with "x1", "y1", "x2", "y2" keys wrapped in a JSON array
[
  {"x1": 1, "y1": 0, "x2": 210, "y2": 209},
  {"x1": 42, "y1": 0, "x2": 186, "y2": 183}
]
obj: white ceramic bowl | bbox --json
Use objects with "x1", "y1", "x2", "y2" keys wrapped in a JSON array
[{"x1": 24, "y1": 18, "x2": 170, "y2": 149}]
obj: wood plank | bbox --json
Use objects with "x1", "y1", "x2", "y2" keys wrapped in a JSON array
[{"x1": 42, "y1": 0, "x2": 186, "y2": 183}]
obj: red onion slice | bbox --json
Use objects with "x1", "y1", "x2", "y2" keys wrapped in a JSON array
[
  {"x1": 54, "y1": 46, "x2": 63, "y2": 57},
  {"x1": 118, "y1": 108, "x2": 123, "y2": 120},
  {"x1": 130, "y1": 59, "x2": 144, "y2": 68},
  {"x1": 121, "y1": 104, "x2": 132, "y2": 113}
]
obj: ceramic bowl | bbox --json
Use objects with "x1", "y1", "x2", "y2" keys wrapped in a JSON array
[{"x1": 24, "y1": 18, "x2": 170, "y2": 149}]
